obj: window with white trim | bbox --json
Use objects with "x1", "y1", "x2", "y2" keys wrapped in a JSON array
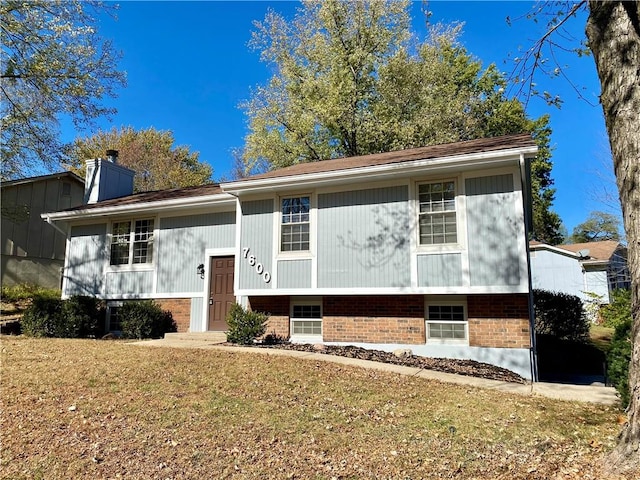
[
  {"x1": 426, "y1": 303, "x2": 467, "y2": 343},
  {"x1": 291, "y1": 303, "x2": 322, "y2": 336},
  {"x1": 110, "y1": 219, "x2": 154, "y2": 266},
  {"x1": 418, "y1": 181, "x2": 457, "y2": 245},
  {"x1": 281, "y1": 196, "x2": 310, "y2": 252}
]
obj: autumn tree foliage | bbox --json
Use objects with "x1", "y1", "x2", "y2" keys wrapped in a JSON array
[
  {"x1": 65, "y1": 127, "x2": 212, "y2": 193},
  {"x1": 241, "y1": 0, "x2": 563, "y2": 244},
  {"x1": 0, "y1": 1, "x2": 125, "y2": 179}
]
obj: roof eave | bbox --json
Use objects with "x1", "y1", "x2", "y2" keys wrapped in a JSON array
[
  {"x1": 42, "y1": 193, "x2": 236, "y2": 222},
  {"x1": 221, "y1": 146, "x2": 538, "y2": 195}
]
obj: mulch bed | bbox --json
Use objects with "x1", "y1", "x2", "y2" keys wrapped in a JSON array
[{"x1": 231, "y1": 342, "x2": 527, "y2": 384}]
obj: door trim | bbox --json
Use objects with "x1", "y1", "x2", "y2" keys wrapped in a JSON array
[{"x1": 201, "y1": 248, "x2": 236, "y2": 332}]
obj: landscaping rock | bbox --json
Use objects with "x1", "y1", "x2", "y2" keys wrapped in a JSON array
[{"x1": 393, "y1": 348, "x2": 412, "y2": 358}]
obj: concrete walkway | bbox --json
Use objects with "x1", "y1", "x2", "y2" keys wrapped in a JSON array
[{"x1": 132, "y1": 336, "x2": 620, "y2": 406}]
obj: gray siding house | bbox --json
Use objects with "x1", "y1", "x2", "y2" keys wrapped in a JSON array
[
  {"x1": 43, "y1": 134, "x2": 538, "y2": 379},
  {"x1": 530, "y1": 240, "x2": 630, "y2": 304},
  {"x1": 2, "y1": 172, "x2": 84, "y2": 288}
]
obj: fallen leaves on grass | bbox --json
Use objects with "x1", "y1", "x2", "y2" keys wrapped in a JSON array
[{"x1": 0, "y1": 337, "x2": 634, "y2": 479}]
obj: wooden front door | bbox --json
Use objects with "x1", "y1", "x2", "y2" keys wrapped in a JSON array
[{"x1": 208, "y1": 256, "x2": 235, "y2": 331}]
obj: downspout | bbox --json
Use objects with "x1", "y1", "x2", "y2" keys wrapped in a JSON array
[
  {"x1": 519, "y1": 153, "x2": 538, "y2": 382},
  {"x1": 42, "y1": 214, "x2": 70, "y2": 294}
]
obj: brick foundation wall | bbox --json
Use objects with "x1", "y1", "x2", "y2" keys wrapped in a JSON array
[
  {"x1": 323, "y1": 296, "x2": 425, "y2": 344},
  {"x1": 323, "y1": 316, "x2": 425, "y2": 344},
  {"x1": 467, "y1": 294, "x2": 530, "y2": 348},
  {"x1": 248, "y1": 296, "x2": 290, "y2": 338},
  {"x1": 155, "y1": 298, "x2": 191, "y2": 333}
]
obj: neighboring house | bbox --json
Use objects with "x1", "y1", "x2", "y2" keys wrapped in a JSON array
[
  {"x1": 529, "y1": 240, "x2": 630, "y2": 304},
  {"x1": 1, "y1": 172, "x2": 85, "y2": 288},
  {"x1": 43, "y1": 134, "x2": 538, "y2": 379}
]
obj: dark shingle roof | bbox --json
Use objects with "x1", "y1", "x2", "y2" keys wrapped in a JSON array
[
  {"x1": 62, "y1": 133, "x2": 535, "y2": 212},
  {"x1": 63, "y1": 183, "x2": 225, "y2": 212},
  {"x1": 231, "y1": 133, "x2": 536, "y2": 183}
]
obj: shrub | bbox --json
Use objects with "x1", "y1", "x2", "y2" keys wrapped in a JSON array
[
  {"x1": 21, "y1": 297, "x2": 63, "y2": 337},
  {"x1": 262, "y1": 331, "x2": 288, "y2": 345},
  {"x1": 603, "y1": 289, "x2": 632, "y2": 407},
  {"x1": 59, "y1": 296, "x2": 105, "y2": 338},
  {"x1": 119, "y1": 301, "x2": 176, "y2": 340},
  {"x1": 21, "y1": 295, "x2": 104, "y2": 338},
  {"x1": 600, "y1": 289, "x2": 632, "y2": 330},
  {"x1": 226, "y1": 303, "x2": 268, "y2": 345},
  {"x1": 533, "y1": 289, "x2": 589, "y2": 342},
  {"x1": 1, "y1": 283, "x2": 60, "y2": 303}
]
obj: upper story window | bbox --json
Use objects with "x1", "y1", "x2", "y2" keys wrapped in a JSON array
[
  {"x1": 281, "y1": 196, "x2": 310, "y2": 252},
  {"x1": 418, "y1": 180, "x2": 457, "y2": 245},
  {"x1": 110, "y1": 219, "x2": 154, "y2": 266}
]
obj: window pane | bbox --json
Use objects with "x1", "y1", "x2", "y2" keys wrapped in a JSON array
[
  {"x1": 418, "y1": 182, "x2": 457, "y2": 245},
  {"x1": 110, "y1": 222, "x2": 131, "y2": 265},
  {"x1": 292, "y1": 320, "x2": 322, "y2": 335},
  {"x1": 132, "y1": 219, "x2": 154, "y2": 264}
]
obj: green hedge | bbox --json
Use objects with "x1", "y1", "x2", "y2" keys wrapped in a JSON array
[
  {"x1": 119, "y1": 301, "x2": 176, "y2": 340},
  {"x1": 533, "y1": 289, "x2": 589, "y2": 343},
  {"x1": 21, "y1": 295, "x2": 104, "y2": 338}
]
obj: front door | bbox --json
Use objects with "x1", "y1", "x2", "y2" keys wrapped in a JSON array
[{"x1": 208, "y1": 256, "x2": 235, "y2": 331}]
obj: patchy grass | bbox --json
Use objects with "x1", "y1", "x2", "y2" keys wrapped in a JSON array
[
  {"x1": 591, "y1": 324, "x2": 615, "y2": 354},
  {"x1": 0, "y1": 337, "x2": 633, "y2": 479}
]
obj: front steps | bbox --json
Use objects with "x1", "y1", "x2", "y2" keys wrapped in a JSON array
[{"x1": 164, "y1": 332, "x2": 227, "y2": 343}]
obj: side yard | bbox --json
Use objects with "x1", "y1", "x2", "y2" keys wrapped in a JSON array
[{"x1": 1, "y1": 337, "x2": 633, "y2": 479}]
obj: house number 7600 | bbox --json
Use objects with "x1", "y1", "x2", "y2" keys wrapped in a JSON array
[{"x1": 242, "y1": 247, "x2": 271, "y2": 283}]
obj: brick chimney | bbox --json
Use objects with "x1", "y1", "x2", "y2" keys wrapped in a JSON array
[{"x1": 84, "y1": 150, "x2": 135, "y2": 204}]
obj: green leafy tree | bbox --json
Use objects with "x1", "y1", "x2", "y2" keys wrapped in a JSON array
[
  {"x1": 65, "y1": 126, "x2": 213, "y2": 192},
  {"x1": 570, "y1": 210, "x2": 621, "y2": 243},
  {"x1": 241, "y1": 0, "x2": 563, "y2": 244},
  {"x1": 1, "y1": 0, "x2": 125, "y2": 179}
]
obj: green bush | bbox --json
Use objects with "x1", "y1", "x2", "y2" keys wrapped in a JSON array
[
  {"x1": 119, "y1": 301, "x2": 176, "y2": 340},
  {"x1": 1, "y1": 283, "x2": 60, "y2": 303},
  {"x1": 600, "y1": 289, "x2": 632, "y2": 329},
  {"x1": 59, "y1": 296, "x2": 105, "y2": 338},
  {"x1": 533, "y1": 289, "x2": 589, "y2": 342},
  {"x1": 226, "y1": 303, "x2": 268, "y2": 345},
  {"x1": 21, "y1": 295, "x2": 104, "y2": 338},
  {"x1": 21, "y1": 297, "x2": 63, "y2": 337},
  {"x1": 603, "y1": 289, "x2": 633, "y2": 407}
]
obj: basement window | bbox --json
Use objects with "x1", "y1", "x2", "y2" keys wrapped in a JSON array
[
  {"x1": 425, "y1": 299, "x2": 468, "y2": 345},
  {"x1": 290, "y1": 301, "x2": 322, "y2": 341}
]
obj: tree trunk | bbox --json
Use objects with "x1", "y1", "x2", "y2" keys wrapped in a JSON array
[{"x1": 586, "y1": 0, "x2": 640, "y2": 472}]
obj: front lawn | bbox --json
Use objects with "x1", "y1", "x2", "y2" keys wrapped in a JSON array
[{"x1": 0, "y1": 337, "x2": 632, "y2": 479}]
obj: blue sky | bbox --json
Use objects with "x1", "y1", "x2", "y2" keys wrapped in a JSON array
[{"x1": 64, "y1": 1, "x2": 615, "y2": 234}]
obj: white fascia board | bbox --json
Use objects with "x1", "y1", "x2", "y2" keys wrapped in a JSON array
[
  {"x1": 529, "y1": 243, "x2": 581, "y2": 259},
  {"x1": 41, "y1": 193, "x2": 236, "y2": 222},
  {"x1": 221, "y1": 146, "x2": 538, "y2": 195}
]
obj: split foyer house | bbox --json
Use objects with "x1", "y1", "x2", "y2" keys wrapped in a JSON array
[{"x1": 42, "y1": 134, "x2": 539, "y2": 379}]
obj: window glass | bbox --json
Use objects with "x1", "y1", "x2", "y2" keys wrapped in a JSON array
[
  {"x1": 291, "y1": 303, "x2": 322, "y2": 336},
  {"x1": 110, "y1": 222, "x2": 131, "y2": 265},
  {"x1": 281, "y1": 196, "x2": 310, "y2": 251},
  {"x1": 418, "y1": 181, "x2": 457, "y2": 245},
  {"x1": 110, "y1": 219, "x2": 154, "y2": 266},
  {"x1": 426, "y1": 304, "x2": 467, "y2": 341}
]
